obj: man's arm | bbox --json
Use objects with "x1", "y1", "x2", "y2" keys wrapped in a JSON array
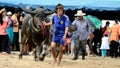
[{"x1": 64, "y1": 27, "x2": 69, "y2": 37}]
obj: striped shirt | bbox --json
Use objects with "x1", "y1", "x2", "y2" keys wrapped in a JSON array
[{"x1": 72, "y1": 18, "x2": 92, "y2": 40}]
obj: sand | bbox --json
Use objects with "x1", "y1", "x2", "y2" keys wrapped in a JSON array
[{"x1": 0, "y1": 52, "x2": 120, "y2": 68}]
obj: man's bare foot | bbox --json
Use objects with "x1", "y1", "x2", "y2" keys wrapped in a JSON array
[
  {"x1": 52, "y1": 59, "x2": 57, "y2": 66},
  {"x1": 57, "y1": 60, "x2": 61, "y2": 66}
]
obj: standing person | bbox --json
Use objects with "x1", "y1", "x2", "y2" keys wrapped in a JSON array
[
  {"x1": 45, "y1": 4, "x2": 70, "y2": 65},
  {"x1": 72, "y1": 10, "x2": 92, "y2": 60},
  {"x1": 64, "y1": 32, "x2": 72, "y2": 54},
  {"x1": 11, "y1": 9, "x2": 20, "y2": 51},
  {"x1": 0, "y1": 8, "x2": 9, "y2": 54},
  {"x1": 102, "y1": 21, "x2": 110, "y2": 56},
  {"x1": 102, "y1": 21, "x2": 110, "y2": 36},
  {"x1": 6, "y1": 11, "x2": 14, "y2": 54},
  {"x1": 109, "y1": 20, "x2": 120, "y2": 58},
  {"x1": 87, "y1": 33, "x2": 95, "y2": 56},
  {"x1": 100, "y1": 33, "x2": 110, "y2": 58}
]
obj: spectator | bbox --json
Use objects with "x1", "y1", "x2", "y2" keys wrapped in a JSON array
[
  {"x1": 100, "y1": 33, "x2": 110, "y2": 58},
  {"x1": 6, "y1": 11, "x2": 14, "y2": 54},
  {"x1": 0, "y1": 8, "x2": 9, "y2": 54},
  {"x1": 102, "y1": 21, "x2": 110, "y2": 37},
  {"x1": 11, "y1": 9, "x2": 20, "y2": 51},
  {"x1": 109, "y1": 20, "x2": 120, "y2": 58},
  {"x1": 71, "y1": 10, "x2": 92, "y2": 60}
]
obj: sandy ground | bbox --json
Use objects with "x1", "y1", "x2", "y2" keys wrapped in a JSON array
[{"x1": 0, "y1": 52, "x2": 120, "y2": 68}]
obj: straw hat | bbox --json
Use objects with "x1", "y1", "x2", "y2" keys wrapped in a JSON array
[
  {"x1": 7, "y1": 11, "x2": 12, "y2": 15},
  {"x1": 74, "y1": 10, "x2": 86, "y2": 16}
]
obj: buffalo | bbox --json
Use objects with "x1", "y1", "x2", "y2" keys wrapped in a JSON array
[{"x1": 19, "y1": 5, "x2": 54, "y2": 61}]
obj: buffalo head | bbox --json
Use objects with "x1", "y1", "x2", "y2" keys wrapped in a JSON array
[{"x1": 19, "y1": 5, "x2": 54, "y2": 32}]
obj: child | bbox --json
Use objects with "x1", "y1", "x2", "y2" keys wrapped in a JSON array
[
  {"x1": 100, "y1": 33, "x2": 110, "y2": 57},
  {"x1": 64, "y1": 32, "x2": 72, "y2": 54}
]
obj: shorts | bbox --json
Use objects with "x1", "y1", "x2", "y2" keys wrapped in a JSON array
[
  {"x1": 70, "y1": 39, "x2": 75, "y2": 47},
  {"x1": 52, "y1": 36, "x2": 65, "y2": 46}
]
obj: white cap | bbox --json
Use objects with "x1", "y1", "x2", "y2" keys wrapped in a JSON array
[{"x1": 7, "y1": 11, "x2": 12, "y2": 15}]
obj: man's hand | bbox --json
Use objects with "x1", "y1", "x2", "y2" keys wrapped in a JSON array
[
  {"x1": 63, "y1": 35, "x2": 66, "y2": 41},
  {"x1": 43, "y1": 21, "x2": 52, "y2": 26}
]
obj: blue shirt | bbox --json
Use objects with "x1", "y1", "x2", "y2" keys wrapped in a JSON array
[
  {"x1": 52, "y1": 14, "x2": 70, "y2": 37},
  {"x1": 72, "y1": 18, "x2": 92, "y2": 40}
]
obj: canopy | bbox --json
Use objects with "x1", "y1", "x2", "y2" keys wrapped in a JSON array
[
  {"x1": 84, "y1": 0, "x2": 120, "y2": 11},
  {"x1": 0, "y1": 0, "x2": 91, "y2": 10},
  {"x1": 0, "y1": 0, "x2": 120, "y2": 11}
]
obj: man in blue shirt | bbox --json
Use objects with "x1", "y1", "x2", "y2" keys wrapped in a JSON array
[
  {"x1": 45, "y1": 4, "x2": 70, "y2": 65},
  {"x1": 72, "y1": 10, "x2": 92, "y2": 60}
]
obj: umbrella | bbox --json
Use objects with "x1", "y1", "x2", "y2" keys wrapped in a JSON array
[{"x1": 84, "y1": 15, "x2": 102, "y2": 29}]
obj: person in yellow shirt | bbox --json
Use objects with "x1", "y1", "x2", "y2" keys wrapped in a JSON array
[{"x1": 11, "y1": 9, "x2": 20, "y2": 51}]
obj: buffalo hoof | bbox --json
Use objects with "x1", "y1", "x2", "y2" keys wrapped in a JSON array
[
  {"x1": 39, "y1": 54, "x2": 45, "y2": 61},
  {"x1": 39, "y1": 57, "x2": 44, "y2": 61},
  {"x1": 19, "y1": 55, "x2": 22, "y2": 59},
  {"x1": 34, "y1": 58, "x2": 39, "y2": 61}
]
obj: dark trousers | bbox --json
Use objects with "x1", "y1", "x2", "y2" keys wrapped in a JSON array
[
  {"x1": 12, "y1": 32, "x2": 19, "y2": 51},
  {"x1": 74, "y1": 38, "x2": 87, "y2": 59},
  {"x1": 0, "y1": 35, "x2": 8, "y2": 52},
  {"x1": 7, "y1": 40, "x2": 12, "y2": 54},
  {"x1": 110, "y1": 40, "x2": 119, "y2": 58},
  {"x1": 118, "y1": 45, "x2": 120, "y2": 57}
]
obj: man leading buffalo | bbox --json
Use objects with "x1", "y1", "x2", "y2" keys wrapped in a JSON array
[{"x1": 45, "y1": 4, "x2": 70, "y2": 65}]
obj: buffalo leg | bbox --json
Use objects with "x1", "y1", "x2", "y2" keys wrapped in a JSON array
[
  {"x1": 40, "y1": 44, "x2": 47, "y2": 61},
  {"x1": 33, "y1": 48, "x2": 38, "y2": 61},
  {"x1": 19, "y1": 43, "x2": 24, "y2": 59},
  {"x1": 34, "y1": 45, "x2": 41, "y2": 61}
]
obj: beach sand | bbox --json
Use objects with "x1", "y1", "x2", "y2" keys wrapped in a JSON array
[{"x1": 0, "y1": 52, "x2": 120, "y2": 68}]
